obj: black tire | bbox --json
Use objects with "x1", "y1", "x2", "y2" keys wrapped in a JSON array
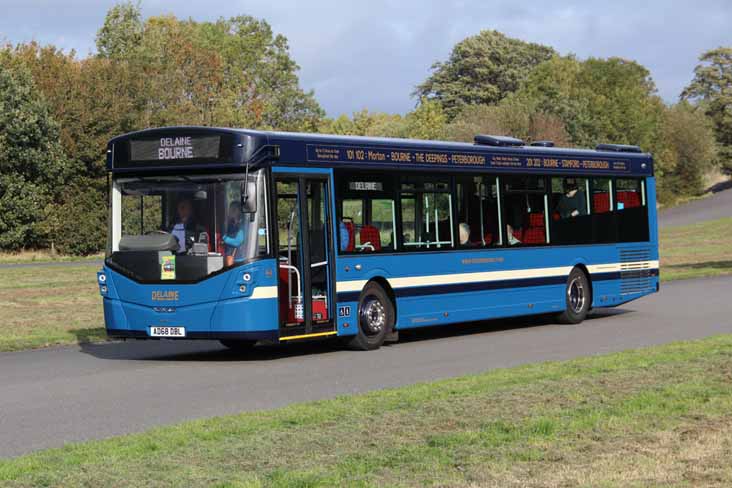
[
  {"x1": 345, "y1": 282, "x2": 394, "y2": 351},
  {"x1": 219, "y1": 339, "x2": 256, "y2": 352},
  {"x1": 556, "y1": 267, "x2": 591, "y2": 324}
]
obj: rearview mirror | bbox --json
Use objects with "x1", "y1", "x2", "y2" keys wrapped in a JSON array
[{"x1": 240, "y1": 180, "x2": 257, "y2": 214}]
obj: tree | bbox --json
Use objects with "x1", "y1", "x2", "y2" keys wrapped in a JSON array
[
  {"x1": 415, "y1": 30, "x2": 555, "y2": 118},
  {"x1": 444, "y1": 102, "x2": 570, "y2": 146},
  {"x1": 682, "y1": 47, "x2": 732, "y2": 171},
  {"x1": 96, "y1": 1, "x2": 143, "y2": 59},
  {"x1": 654, "y1": 101, "x2": 716, "y2": 201},
  {"x1": 128, "y1": 13, "x2": 323, "y2": 131},
  {"x1": 513, "y1": 56, "x2": 664, "y2": 150},
  {"x1": 404, "y1": 99, "x2": 446, "y2": 140},
  {"x1": 0, "y1": 59, "x2": 70, "y2": 250}
]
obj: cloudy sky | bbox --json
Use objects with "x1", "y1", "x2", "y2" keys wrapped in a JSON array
[{"x1": 1, "y1": 0, "x2": 731, "y2": 117}]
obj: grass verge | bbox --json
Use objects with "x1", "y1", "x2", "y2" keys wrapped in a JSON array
[
  {"x1": 659, "y1": 216, "x2": 732, "y2": 281},
  {"x1": 0, "y1": 265, "x2": 105, "y2": 351},
  {"x1": 1, "y1": 334, "x2": 732, "y2": 487},
  {"x1": 0, "y1": 250, "x2": 102, "y2": 265}
]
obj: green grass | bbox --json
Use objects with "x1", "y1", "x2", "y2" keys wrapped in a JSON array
[
  {"x1": 0, "y1": 250, "x2": 102, "y2": 265},
  {"x1": 0, "y1": 265, "x2": 105, "y2": 351},
  {"x1": 659, "y1": 216, "x2": 732, "y2": 281},
  {"x1": 2, "y1": 335, "x2": 732, "y2": 486}
]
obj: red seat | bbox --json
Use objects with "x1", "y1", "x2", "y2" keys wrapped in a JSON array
[
  {"x1": 593, "y1": 193, "x2": 611, "y2": 213},
  {"x1": 617, "y1": 191, "x2": 641, "y2": 208},
  {"x1": 359, "y1": 225, "x2": 381, "y2": 251},
  {"x1": 528, "y1": 213, "x2": 544, "y2": 227},
  {"x1": 523, "y1": 212, "x2": 546, "y2": 244}
]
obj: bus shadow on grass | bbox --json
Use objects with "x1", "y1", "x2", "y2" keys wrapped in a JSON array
[{"x1": 75, "y1": 308, "x2": 632, "y2": 363}]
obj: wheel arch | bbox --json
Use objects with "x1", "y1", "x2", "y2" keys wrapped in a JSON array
[
  {"x1": 364, "y1": 276, "x2": 398, "y2": 329},
  {"x1": 571, "y1": 262, "x2": 593, "y2": 308}
]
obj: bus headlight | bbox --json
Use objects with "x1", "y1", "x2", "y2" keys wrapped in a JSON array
[
  {"x1": 242, "y1": 273, "x2": 251, "y2": 282},
  {"x1": 98, "y1": 274, "x2": 107, "y2": 283},
  {"x1": 100, "y1": 285, "x2": 108, "y2": 294}
]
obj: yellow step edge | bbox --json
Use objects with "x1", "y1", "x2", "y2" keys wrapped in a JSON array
[{"x1": 279, "y1": 330, "x2": 338, "y2": 341}]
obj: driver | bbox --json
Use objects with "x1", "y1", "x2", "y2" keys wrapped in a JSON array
[{"x1": 170, "y1": 199, "x2": 199, "y2": 253}]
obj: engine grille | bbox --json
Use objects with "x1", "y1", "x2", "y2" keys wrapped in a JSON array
[{"x1": 619, "y1": 248, "x2": 653, "y2": 295}]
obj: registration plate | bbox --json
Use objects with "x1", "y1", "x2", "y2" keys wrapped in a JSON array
[{"x1": 149, "y1": 326, "x2": 186, "y2": 338}]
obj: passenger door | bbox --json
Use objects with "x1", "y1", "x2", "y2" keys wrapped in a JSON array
[{"x1": 274, "y1": 175, "x2": 335, "y2": 337}]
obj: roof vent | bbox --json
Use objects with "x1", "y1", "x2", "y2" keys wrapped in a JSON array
[
  {"x1": 596, "y1": 143, "x2": 642, "y2": 153},
  {"x1": 474, "y1": 134, "x2": 524, "y2": 147},
  {"x1": 530, "y1": 140, "x2": 554, "y2": 147}
]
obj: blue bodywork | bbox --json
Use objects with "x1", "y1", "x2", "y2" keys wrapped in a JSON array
[{"x1": 101, "y1": 128, "x2": 659, "y2": 343}]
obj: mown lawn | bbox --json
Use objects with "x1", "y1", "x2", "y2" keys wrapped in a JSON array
[
  {"x1": 659, "y1": 216, "x2": 732, "y2": 281},
  {"x1": 0, "y1": 250, "x2": 102, "y2": 264},
  {"x1": 1, "y1": 334, "x2": 732, "y2": 487},
  {"x1": 0, "y1": 265, "x2": 105, "y2": 351}
]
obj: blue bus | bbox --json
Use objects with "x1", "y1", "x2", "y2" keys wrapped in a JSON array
[{"x1": 99, "y1": 127, "x2": 658, "y2": 351}]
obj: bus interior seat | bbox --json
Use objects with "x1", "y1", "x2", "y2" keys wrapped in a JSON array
[
  {"x1": 617, "y1": 191, "x2": 640, "y2": 208},
  {"x1": 593, "y1": 193, "x2": 611, "y2": 213},
  {"x1": 523, "y1": 212, "x2": 546, "y2": 244},
  {"x1": 359, "y1": 224, "x2": 381, "y2": 251}
]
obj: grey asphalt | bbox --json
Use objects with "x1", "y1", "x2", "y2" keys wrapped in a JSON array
[
  {"x1": 658, "y1": 185, "x2": 732, "y2": 227},
  {"x1": 1, "y1": 276, "x2": 731, "y2": 458}
]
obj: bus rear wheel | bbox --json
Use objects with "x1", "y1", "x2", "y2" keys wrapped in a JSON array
[
  {"x1": 346, "y1": 282, "x2": 394, "y2": 351},
  {"x1": 557, "y1": 268, "x2": 591, "y2": 324},
  {"x1": 219, "y1": 339, "x2": 256, "y2": 352}
]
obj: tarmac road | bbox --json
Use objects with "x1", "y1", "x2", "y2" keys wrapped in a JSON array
[
  {"x1": 658, "y1": 185, "x2": 732, "y2": 227},
  {"x1": 1, "y1": 276, "x2": 731, "y2": 458}
]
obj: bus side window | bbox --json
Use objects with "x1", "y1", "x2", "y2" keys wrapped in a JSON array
[
  {"x1": 549, "y1": 177, "x2": 591, "y2": 245},
  {"x1": 502, "y1": 176, "x2": 547, "y2": 246},
  {"x1": 456, "y1": 176, "x2": 501, "y2": 247},
  {"x1": 590, "y1": 178, "x2": 616, "y2": 243},
  {"x1": 616, "y1": 178, "x2": 649, "y2": 242}
]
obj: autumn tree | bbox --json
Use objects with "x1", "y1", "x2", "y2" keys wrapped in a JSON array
[
  {"x1": 682, "y1": 47, "x2": 732, "y2": 171},
  {"x1": 415, "y1": 30, "x2": 555, "y2": 118},
  {"x1": 654, "y1": 101, "x2": 717, "y2": 201},
  {"x1": 444, "y1": 102, "x2": 570, "y2": 146}
]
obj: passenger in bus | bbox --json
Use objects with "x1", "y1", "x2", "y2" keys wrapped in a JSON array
[
  {"x1": 170, "y1": 198, "x2": 199, "y2": 253},
  {"x1": 459, "y1": 223, "x2": 472, "y2": 246},
  {"x1": 507, "y1": 224, "x2": 522, "y2": 245},
  {"x1": 223, "y1": 201, "x2": 245, "y2": 265},
  {"x1": 556, "y1": 178, "x2": 588, "y2": 219}
]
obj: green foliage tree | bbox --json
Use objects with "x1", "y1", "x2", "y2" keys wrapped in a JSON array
[
  {"x1": 320, "y1": 109, "x2": 407, "y2": 138},
  {"x1": 415, "y1": 30, "x2": 555, "y2": 119},
  {"x1": 654, "y1": 101, "x2": 717, "y2": 201},
  {"x1": 404, "y1": 99, "x2": 446, "y2": 140},
  {"x1": 682, "y1": 47, "x2": 732, "y2": 172},
  {"x1": 513, "y1": 56, "x2": 664, "y2": 150},
  {"x1": 96, "y1": 1, "x2": 144, "y2": 59},
  {"x1": 0, "y1": 59, "x2": 70, "y2": 251}
]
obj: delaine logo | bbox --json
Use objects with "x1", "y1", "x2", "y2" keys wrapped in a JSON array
[{"x1": 152, "y1": 291, "x2": 179, "y2": 301}]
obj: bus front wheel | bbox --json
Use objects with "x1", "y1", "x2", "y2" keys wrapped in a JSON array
[
  {"x1": 346, "y1": 282, "x2": 394, "y2": 351},
  {"x1": 557, "y1": 268, "x2": 591, "y2": 324}
]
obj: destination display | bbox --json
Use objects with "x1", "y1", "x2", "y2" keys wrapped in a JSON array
[
  {"x1": 111, "y1": 130, "x2": 239, "y2": 169},
  {"x1": 130, "y1": 135, "x2": 222, "y2": 162},
  {"x1": 306, "y1": 144, "x2": 635, "y2": 174}
]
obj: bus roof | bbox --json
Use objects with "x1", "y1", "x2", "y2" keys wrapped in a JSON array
[{"x1": 107, "y1": 126, "x2": 654, "y2": 177}]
